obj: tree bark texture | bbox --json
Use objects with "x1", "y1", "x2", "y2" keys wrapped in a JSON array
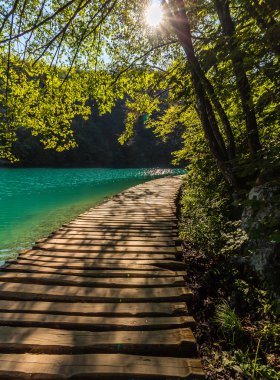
[
  {"x1": 214, "y1": 0, "x2": 262, "y2": 157},
  {"x1": 165, "y1": 0, "x2": 238, "y2": 187}
]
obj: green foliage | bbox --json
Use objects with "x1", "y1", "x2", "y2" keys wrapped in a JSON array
[
  {"x1": 179, "y1": 156, "x2": 231, "y2": 255},
  {"x1": 0, "y1": 56, "x2": 91, "y2": 161},
  {"x1": 220, "y1": 221, "x2": 249, "y2": 255},
  {"x1": 0, "y1": 0, "x2": 278, "y2": 170},
  {"x1": 225, "y1": 348, "x2": 280, "y2": 380},
  {"x1": 190, "y1": 240, "x2": 280, "y2": 378},
  {"x1": 214, "y1": 300, "x2": 242, "y2": 344}
]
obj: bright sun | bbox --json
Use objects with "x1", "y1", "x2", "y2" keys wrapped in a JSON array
[{"x1": 145, "y1": 1, "x2": 163, "y2": 28}]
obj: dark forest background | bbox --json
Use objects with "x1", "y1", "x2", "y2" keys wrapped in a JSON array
[{"x1": 9, "y1": 101, "x2": 182, "y2": 168}]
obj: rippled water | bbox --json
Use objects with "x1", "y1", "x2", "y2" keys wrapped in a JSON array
[{"x1": 0, "y1": 168, "x2": 183, "y2": 260}]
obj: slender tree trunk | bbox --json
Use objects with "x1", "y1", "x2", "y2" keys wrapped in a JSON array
[
  {"x1": 204, "y1": 93, "x2": 228, "y2": 159},
  {"x1": 214, "y1": 0, "x2": 262, "y2": 157},
  {"x1": 164, "y1": 0, "x2": 236, "y2": 160},
  {"x1": 164, "y1": 0, "x2": 238, "y2": 187},
  {"x1": 189, "y1": 53, "x2": 236, "y2": 160}
]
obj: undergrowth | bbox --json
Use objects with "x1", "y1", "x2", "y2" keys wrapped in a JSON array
[{"x1": 179, "y1": 159, "x2": 280, "y2": 379}]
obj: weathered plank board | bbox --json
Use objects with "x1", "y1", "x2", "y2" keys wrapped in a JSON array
[
  {"x1": 21, "y1": 250, "x2": 177, "y2": 260},
  {"x1": 4, "y1": 264, "x2": 186, "y2": 278},
  {"x1": 34, "y1": 243, "x2": 178, "y2": 253},
  {"x1": 88, "y1": 209, "x2": 176, "y2": 214},
  {"x1": 64, "y1": 221, "x2": 176, "y2": 226},
  {"x1": 9, "y1": 259, "x2": 184, "y2": 271},
  {"x1": 0, "y1": 272, "x2": 185, "y2": 287},
  {"x1": 0, "y1": 300, "x2": 188, "y2": 317},
  {"x1": 0, "y1": 282, "x2": 192, "y2": 302},
  {"x1": 15, "y1": 257, "x2": 185, "y2": 270},
  {"x1": 0, "y1": 313, "x2": 195, "y2": 330},
  {"x1": 40, "y1": 238, "x2": 176, "y2": 247},
  {"x1": 80, "y1": 215, "x2": 176, "y2": 219},
  {"x1": 71, "y1": 214, "x2": 176, "y2": 220},
  {"x1": 57, "y1": 227, "x2": 177, "y2": 237},
  {"x1": 0, "y1": 326, "x2": 197, "y2": 356},
  {"x1": 62, "y1": 226, "x2": 177, "y2": 233},
  {"x1": 0, "y1": 353, "x2": 204, "y2": 379},
  {"x1": 51, "y1": 232, "x2": 176, "y2": 242}
]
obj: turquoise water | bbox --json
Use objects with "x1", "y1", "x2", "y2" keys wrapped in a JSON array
[{"x1": 0, "y1": 168, "x2": 183, "y2": 260}]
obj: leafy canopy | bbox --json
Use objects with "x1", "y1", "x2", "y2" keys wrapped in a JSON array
[{"x1": 0, "y1": 0, "x2": 279, "y2": 169}]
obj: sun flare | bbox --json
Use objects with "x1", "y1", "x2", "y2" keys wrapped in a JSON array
[{"x1": 145, "y1": 1, "x2": 163, "y2": 28}]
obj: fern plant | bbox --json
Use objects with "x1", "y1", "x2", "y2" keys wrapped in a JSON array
[{"x1": 214, "y1": 300, "x2": 242, "y2": 346}]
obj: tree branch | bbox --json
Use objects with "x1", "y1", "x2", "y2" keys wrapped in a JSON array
[
  {"x1": 0, "y1": 0, "x2": 20, "y2": 34},
  {"x1": 0, "y1": 0, "x2": 76, "y2": 44}
]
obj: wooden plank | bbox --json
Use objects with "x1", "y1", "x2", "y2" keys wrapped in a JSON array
[
  {"x1": 121, "y1": 200, "x2": 174, "y2": 203},
  {"x1": 81, "y1": 200, "x2": 174, "y2": 204},
  {"x1": 18, "y1": 254, "x2": 180, "y2": 264},
  {"x1": 77, "y1": 220, "x2": 175, "y2": 224},
  {"x1": 0, "y1": 300, "x2": 188, "y2": 317},
  {"x1": 76, "y1": 218, "x2": 176, "y2": 224},
  {"x1": 89, "y1": 212, "x2": 176, "y2": 217},
  {"x1": 0, "y1": 282, "x2": 192, "y2": 302},
  {"x1": 67, "y1": 221, "x2": 176, "y2": 228},
  {"x1": 68, "y1": 219, "x2": 176, "y2": 224},
  {"x1": 33, "y1": 243, "x2": 178, "y2": 254},
  {"x1": 9, "y1": 259, "x2": 184, "y2": 271},
  {"x1": 78, "y1": 213, "x2": 176, "y2": 218},
  {"x1": 70, "y1": 222, "x2": 177, "y2": 227},
  {"x1": 0, "y1": 326, "x2": 197, "y2": 356},
  {"x1": 0, "y1": 272, "x2": 185, "y2": 288},
  {"x1": 61, "y1": 226, "x2": 177, "y2": 233},
  {"x1": 40, "y1": 238, "x2": 175, "y2": 247},
  {"x1": 104, "y1": 200, "x2": 174, "y2": 203},
  {"x1": 15, "y1": 257, "x2": 185, "y2": 270},
  {"x1": 87, "y1": 204, "x2": 176, "y2": 207},
  {"x1": 60, "y1": 224, "x2": 176, "y2": 231},
  {"x1": 18, "y1": 256, "x2": 178, "y2": 265},
  {"x1": 52, "y1": 232, "x2": 175, "y2": 242},
  {"x1": 82, "y1": 213, "x2": 176, "y2": 217},
  {"x1": 118, "y1": 199, "x2": 174, "y2": 201},
  {"x1": 4, "y1": 264, "x2": 186, "y2": 278},
  {"x1": 68, "y1": 213, "x2": 177, "y2": 217},
  {"x1": 0, "y1": 353, "x2": 204, "y2": 379},
  {"x1": 21, "y1": 251, "x2": 177, "y2": 260},
  {"x1": 57, "y1": 228, "x2": 177, "y2": 237},
  {"x1": 95, "y1": 199, "x2": 175, "y2": 203},
  {"x1": 87, "y1": 205, "x2": 176, "y2": 209},
  {"x1": 0, "y1": 312, "x2": 195, "y2": 331},
  {"x1": 105, "y1": 199, "x2": 175, "y2": 202},
  {"x1": 90, "y1": 209, "x2": 175, "y2": 213}
]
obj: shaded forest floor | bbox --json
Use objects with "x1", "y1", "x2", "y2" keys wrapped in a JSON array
[{"x1": 182, "y1": 246, "x2": 280, "y2": 380}]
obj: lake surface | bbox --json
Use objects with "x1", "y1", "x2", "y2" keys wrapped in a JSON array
[{"x1": 0, "y1": 168, "x2": 183, "y2": 260}]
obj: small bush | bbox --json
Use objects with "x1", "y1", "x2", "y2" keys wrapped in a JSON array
[
  {"x1": 180, "y1": 157, "x2": 232, "y2": 255},
  {"x1": 179, "y1": 156, "x2": 280, "y2": 378},
  {"x1": 214, "y1": 300, "x2": 242, "y2": 345}
]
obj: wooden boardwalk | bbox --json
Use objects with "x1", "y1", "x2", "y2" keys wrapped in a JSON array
[{"x1": 0, "y1": 176, "x2": 204, "y2": 379}]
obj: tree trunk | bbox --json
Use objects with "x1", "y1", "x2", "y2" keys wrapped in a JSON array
[
  {"x1": 190, "y1": 54, "x2": 236, "y2": 160},
  {"x1": 164, "y1": 0, "x2": 236, "y2": 160},
  {"x1": 191, "y1": 67, "x2": 237, "y2": 187},
  {"x1": 164, "y1": 0, "x2": 238, "y2": 187},
  {"x1": 214, "y1": 0, "x2": 262, "y2": 157}
]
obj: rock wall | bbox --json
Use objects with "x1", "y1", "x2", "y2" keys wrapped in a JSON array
[{"x1": 241, "y1": 182, "x2": 280, "y2": 291}]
